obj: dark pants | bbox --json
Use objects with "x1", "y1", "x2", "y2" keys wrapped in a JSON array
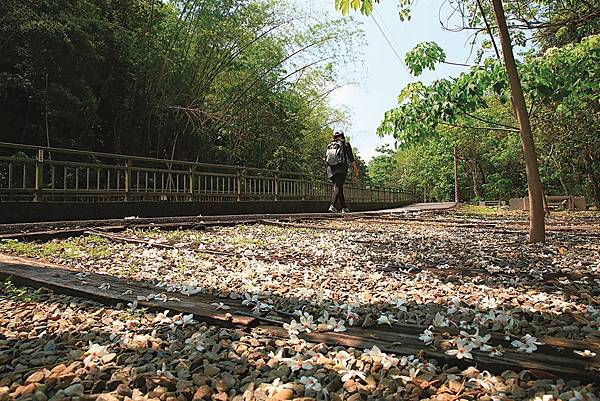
[{"x1": 330, "y1": 173, "x2": 347, "y2": 209}]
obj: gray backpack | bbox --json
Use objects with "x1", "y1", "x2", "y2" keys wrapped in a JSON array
[{"x1": 325, "y1": 141, "x2": 345, "y2": 166}]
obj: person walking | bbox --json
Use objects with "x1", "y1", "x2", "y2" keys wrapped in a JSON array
[{"x1": 324, "y1": 130, "x2": 360, "y2": 213}]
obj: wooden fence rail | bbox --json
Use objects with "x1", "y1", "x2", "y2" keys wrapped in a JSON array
[{"x1": 0, "y1": 142, "x2": 413, "y2": 203}]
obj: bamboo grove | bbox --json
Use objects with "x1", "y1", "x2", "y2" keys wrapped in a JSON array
[{"x1": 0, "y1": 0, "x2": 365, "y2": 177}]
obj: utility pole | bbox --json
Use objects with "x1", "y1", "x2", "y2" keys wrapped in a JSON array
[{"x1": 453, "y1": 147, "x2": 459, "y2": 204}]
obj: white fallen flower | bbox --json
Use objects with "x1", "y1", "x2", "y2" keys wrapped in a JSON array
[
  {"x1": 488, "y1": 345, "x2": 504, "y2": 357},
  {"x1": 531, "y1": 395, "x2": 554, "y2": 401},
  {"x1": 393, "y1": 367, "x2": 420, "y2": 384},
  {"x1": 573, "y1": 349, "x2": 597, "y2": 358},
  {"x1": 511, "y1": 334, "x2": 543, "y2": 353},
  {"x1": 468, "y1": 370, "x2": 498, "y2": 391},
  {"x1": 267, "y1": 349, "x2": 284, "y2": 366},
  {"x1": 181, "y1": 314, "x2": 196, "y2": 326},
  {"x1": 170, "y1": 313, "x2": 184, "y2": 327},
  {"x1": 433, "y1": 311, "x2": 449, "y2": 327},
  {"x1": 252, "y1": 301, "x2": 272, "y2": 314},
  {"x1": 184, "y1": 332, "x2": 208, "y2": 352},
  {"x1": 99, "y1": 282, "x2": 111, "y2": 290},
  {"x1": 377, "y1": 313, "x2": 396, "y2": 326},
  {"x1": 299, "y1": 312, "x2": 317, "y2": 333},
  {"x1": 364, "y1": 345, "x2": 384, "y2": 362},
  {"x1": 288, "y1": 335, "x2": 307, "y2": 351},
  {"x1": 211, "y1": 302, "x2": 230, "y2": 310},
  {"x1": 153, "y1": 310, "x2": 172, "y2": 325},
  {"x1": 364, "y1": 345, "x2": 398, "y2": 369},
  {"x1": 332, "y1": 319, "x2": 347, "y2": 333},
  {"x1": 445, "y1": 339, "x2": 473, "y2": 360},
  {"x1": 390, "y1": 297, "x2": 408, "y2": 312},
  {"x1": 180, "y1": 283, "x2": 201, "y2": 296},
  {"x1": 154, "y1": 293, "x2": 168, "y2": 302},
  {"x1": 461, "y1": 329, "x2": 491, "y2": 351},
  {"x1": 300, "y1": 376, "x2": 322, "y2": 392},
  {"x1": 333, "y1": 350, "x2": 353, "y2": 367},
  {"x1": 286, "y1": 355, "x2": 314, "y2": 371},
  {"x1": 265, "y1": 378, "x2": 293, "y2": 396},
  {"x1": 156, "y1": 362, "x2": 175, "y2": 379},
  {"x1": 419, "y1": 326, "x2": 434, "y2": 345},
  {"x1": 83, "y1": 341, "x2": 109, "y2": 367},
  {"x1": 242, "y1": 293, "x2": 258, "y2": 306},
  {"x1": 339, "y1": 368, "x2": 366, "y2": 383},
  {"x1": 283, "y1": 319, "x2": 302, "y2": 336},
  {"x1": 318, "y1": 311, "x2": 334, "y2": 330}
]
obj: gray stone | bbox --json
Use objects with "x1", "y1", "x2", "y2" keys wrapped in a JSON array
[{"x1": 64, "y1": 383, "x2": 85, "y2": 397}]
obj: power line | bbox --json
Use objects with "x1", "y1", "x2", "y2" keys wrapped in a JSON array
[
  {"x1": 374, "y1": 9, "x2": 408, "y2": 59},
  {"x1": 370, "y1": 13, "x2": 414, "y2": 80}
]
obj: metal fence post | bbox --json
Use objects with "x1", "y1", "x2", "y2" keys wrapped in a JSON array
[
  {"x1": 124, "y1": 159, "x2": 132, "y2": 201},
  {"x1": 34, "y1": 150, "x2": 44, "y2": 201},
  {"x1": 188, "y1": 166, "x2": 195, "y2": 200},
  {"x1": 274, "y1": 173, "x2": 279, "y2": 201},
  {"x1": 236, "y1": 170, "x2": 241, "y2": 201}
]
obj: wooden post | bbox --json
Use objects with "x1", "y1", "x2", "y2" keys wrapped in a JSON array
[{"x1": 34, "y1": 150, "x2": 44, "y2": 201}]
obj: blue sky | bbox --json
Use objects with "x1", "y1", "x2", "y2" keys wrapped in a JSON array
[{"x1": 310, "y1": 0, "x2": 475, "y2": 162}]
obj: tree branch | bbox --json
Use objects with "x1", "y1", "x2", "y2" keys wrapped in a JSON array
[
  {"x1": 439, "y1": 121, "x2": 519, "y2": 132},
  {"x1": 460, "y1": 110, "x2": 519, "y2": 130}
]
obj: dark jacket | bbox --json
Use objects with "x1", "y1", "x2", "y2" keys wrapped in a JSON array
[{"x1": 326, "y1": 140, "x2": 355, "y2": 179}]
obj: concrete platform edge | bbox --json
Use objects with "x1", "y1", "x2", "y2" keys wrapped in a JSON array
[{"x1": 0, "y1": 200, "x2": 413, "y2": 224}]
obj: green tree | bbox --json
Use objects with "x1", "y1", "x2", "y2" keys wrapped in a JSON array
[
  {"x1": 368, "y1": 145, "x2": 396, "y2": 188},
  {"x1": 335, "y1": 0, "x2": 600, "y2": 241}
]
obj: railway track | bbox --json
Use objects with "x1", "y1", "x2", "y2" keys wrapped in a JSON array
[
  {"x1": 3, "y1": 208, "x2": 599, "y2": 242},
  {"x1": 1, "y1": 254, "x2": 599, "y2": 383},
  {"x1": 2, "y1": 205, "x2": 599, "y2": 386}
]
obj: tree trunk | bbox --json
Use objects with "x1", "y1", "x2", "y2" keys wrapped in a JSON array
[
  {"x1": 491, "y1": 0, "x2": 545, "y2": 242},
  {"x1": 472, "y1": 168, "x2": 480, "y2": 199},
  {"x1": 471, "y1": 150, "x2": 481, "y2": 199}
]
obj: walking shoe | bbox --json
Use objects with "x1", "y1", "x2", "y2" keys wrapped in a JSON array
[
  {"x1": 328, "y1": 205, "x2": 339, "y2": 213},
  {"x1": 341, "y1": 208, "x2": 350, "y2": 213}
]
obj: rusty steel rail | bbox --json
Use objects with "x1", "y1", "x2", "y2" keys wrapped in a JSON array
[{"x1": 0, "y1": 142, "x2": 413, "y2": 203}]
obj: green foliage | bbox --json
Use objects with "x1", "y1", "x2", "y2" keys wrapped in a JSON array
[
  {"x1": 334, "y1": 0, "x2": 412, "y2": 20},
  {"x1": 0, "y1": 236, "x2": 113, "y2": 260},
  {"x1": 1, "y1": 0, "x2": 366, "y2": 176},
  {"x1": 339, "y1": 0, "x2": 600, "y2": 205},
  {"x1": 367, "y1": 145, "x2": 396, "y2": 188},
  {"x1": 1, "y1": 279, "x2": 44, "y2": 302},
  {"x1": 404, "y1": 42, "x2": 446, "y2": 76},
  {"x1": 335, "y1": 0, "x2": 380, "y2": 16},
  {"x1": 378, "y1": 35, "x2": 600, "y2": 146},
  {"x1": 0, "y1": 239, "x2": 71, "y2": 259}
]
